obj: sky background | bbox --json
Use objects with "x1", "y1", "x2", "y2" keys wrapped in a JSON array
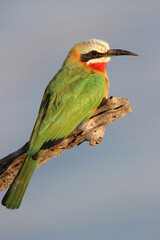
[{"x1": 0, "y1": 0, "x2": 160, "y2": 239}]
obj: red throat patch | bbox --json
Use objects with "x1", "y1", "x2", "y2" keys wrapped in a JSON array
[{"x1": 89, "y1": 62, "x2": 107, "y2": 72}]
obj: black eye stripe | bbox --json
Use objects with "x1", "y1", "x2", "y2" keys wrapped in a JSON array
[{"x1": 81, "y1": 51, "x2": 104, "y2": 62}]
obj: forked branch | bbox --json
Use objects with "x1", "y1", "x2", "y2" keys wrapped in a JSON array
[{"x1": 0, "y1": 96, "x2": 132, "y2": 192}]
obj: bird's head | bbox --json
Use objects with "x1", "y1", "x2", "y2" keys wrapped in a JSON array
[{"x1": 68, "y1": 39, "x2": 138, "y2": 73}]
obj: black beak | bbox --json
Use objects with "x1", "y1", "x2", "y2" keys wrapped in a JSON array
[{"x1": 105, "y1": 49, "x2": 139, "y2": 57}]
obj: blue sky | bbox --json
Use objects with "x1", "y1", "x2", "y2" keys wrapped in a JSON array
[{"x1": 0, "y1": 1, "x2": 160, "y2": 239}]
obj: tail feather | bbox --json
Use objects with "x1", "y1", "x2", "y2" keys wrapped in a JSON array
[{"x1": 2, "y1": 156, "x2": 39, "y2": 209}]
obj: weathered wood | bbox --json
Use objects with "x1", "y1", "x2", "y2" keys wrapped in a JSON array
[{"x1": 0, "y1": 96, "x2": 132, "y2": 192}]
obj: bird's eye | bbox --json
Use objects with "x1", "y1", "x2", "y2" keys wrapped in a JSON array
[{"x1": 91, "y1": 51, "x2": 97, "y2": 56}]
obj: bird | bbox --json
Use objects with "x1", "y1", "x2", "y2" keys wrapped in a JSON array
[{"x1": 2, "y1": 39, "x2": 138, "y2": 209}]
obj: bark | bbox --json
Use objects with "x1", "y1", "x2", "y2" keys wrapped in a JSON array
[{"x1": 0, "y1": 96, "x2": 132, "y2": 192}]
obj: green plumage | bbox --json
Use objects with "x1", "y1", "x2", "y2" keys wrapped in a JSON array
[
  {"x1": 2, "y1": 156, "x2": 39, "y2": 209},
  {"x1": 2, "y1": 58, "x2": 106, "y2": 209}
]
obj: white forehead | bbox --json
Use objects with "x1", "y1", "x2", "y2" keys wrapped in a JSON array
[{"x1": 81, "y1": 39, "x2": 110, "y2": 54}]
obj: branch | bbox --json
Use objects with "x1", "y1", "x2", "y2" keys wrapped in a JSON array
[{"x1": 0, "y1": 96, "x2": 132, "y2": 192}]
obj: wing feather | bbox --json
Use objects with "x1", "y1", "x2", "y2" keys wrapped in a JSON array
[{"x1": 28, "y1": 70, "x2": 106, "y2": 155}]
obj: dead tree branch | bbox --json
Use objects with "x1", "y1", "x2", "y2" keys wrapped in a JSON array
[{"x1": 0, "y1": 96, "x2": 132, "y2": 192}]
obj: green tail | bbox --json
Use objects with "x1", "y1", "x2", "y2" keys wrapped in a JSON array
[{"x1": 2, "y1": 156, "x2": 39, "y2": 209}]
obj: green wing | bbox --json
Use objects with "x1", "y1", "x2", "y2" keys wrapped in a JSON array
[{"x1": 28, "y1": 71, "x2": 106, "y2": 155}]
